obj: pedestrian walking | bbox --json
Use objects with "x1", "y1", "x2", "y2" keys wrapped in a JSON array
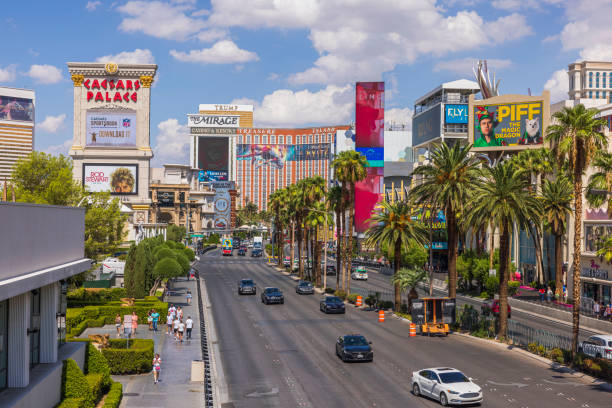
[
  {"x1": 147, "y1": 310, "x2": 153, "y2": 330},
  {"x1": 186, "y1": 290, "x2": 192, "y2": 305},
  {"x1": 546, "y1": 286, "x2": 553, "y2": 302},
  {"x1": 115, "y1": 314, "x2": 122, "y2": 337},
  {"x1": 604, "y1": 304, "x2": 611, "y2": 320},
  {"x1": 173, "y1": 315, "x2": 180, "y2": 340},
  {"x1": 152, "y1": 353, "x2": 162, "y2": 384},
  {"x1": 594, "y1": 301, "x2": 601, "y2": 318},
  {"x1": 539, "y1": 288, "x2": 545, "y2": 302},
  {"x1": 177, "y1": 306, "x2": 183, "y2": 320},
  {"x1": 151, "y1": 309, "x2": 160, "y2": 332},
  {"x1": 166, "y1": 312, "x2": 173, "y2": 335},
  {"x1": 185, "y1": 316, "x2": 193, "y2": 340},
  {"x1": 178, "y1": 319, "x2": 185, "y2": 343},
  {"x1": 131, "y1": 311, "x2": 138, "y2": 336}
]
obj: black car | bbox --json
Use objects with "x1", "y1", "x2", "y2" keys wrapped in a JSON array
[
  {"x1": 261, "y1": 287, "x2": 284, "y2": 304},
  {"x1": 237, "y1": 247, "x2": 246, "y2": 256},
  {"x1": 238, "y1": 279, "x2": 256, "y2": 295},
  {"x1": 320, "y1": 296, "x2": 345, "y2": 314},
  {"x1": 296, "y1": 280, "x2": 314, "y2": 295},
  {"x1": 325, "y1": 265, "x2": 336, "y2": 276},
  {"x1": 336, "y1": 334, "x2": 373, "y2": 362}
]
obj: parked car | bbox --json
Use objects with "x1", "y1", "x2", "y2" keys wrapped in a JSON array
[
  {"x1": 238, "y1": 279, "x2": 256, "y2": 295},
  {"x1": 335, "y1": 334, "x2": 373, "y2": 362},
  {"x1": 237, "y1": 247, "x2": 246, "y2": 256},
  {"x1": 248, "y1": 242, "x2": 254, "y2": 248},
  {"x1": 411, "y1": 367, "x2": 483, "y2": 406},
  {"x1": 283, "y1": 256, "x2": 291, "y2": 267},
  {"x1": 481, "y1": 299, "x2": 511, "y2": 319},
  {"x1": 296, "y1": 280, "x2": 315, "y2": 295},
  {"x1": 261, "y1": 287, "x2": 284, "y2": 304},
  {"x1": 579, "y1": 335, "x2": 612, "y2": 360},
  {"x1": 351, "y1": 266, "x2": 368, "y2": 280},
  {"x1": 320, "y1": 296, "x2": 346, "y2": 314}
]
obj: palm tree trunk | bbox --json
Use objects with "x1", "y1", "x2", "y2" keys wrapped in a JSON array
[
  {"x1": 347, "y1": 183, "x2": 356, "y2": 295},
  {"x1": 291, "y1": 221, "x2": 295, "y2": 271},
  {"x1": 489, "y1": 220, "x2": 495, "y2": 270},
  {"x1": 554, "y1": 233, "x2": 563, "y2": 300},
  {"x1": 298, "y1": 221, "x2": 303, "y2": 279},
  {"x1": 447, "y1": 206, "x2": 458, "y2": 298},
  {"x1": 498, "y1": 220, "x2": 510, "y2": 338},
  {"x1": 529, "y1": 224, "x2": 545, "y2": 284},
  {"x1": 394, "y1": 239, "x2": 402, "y2": 312},
  {"x1": 315, "y1": 231, "x2": 322, "y2": 287},
  {"x1": 571, "y1": 168, "x2": 583, "y2": 357},
  {"x1": 336, "y1": 208, "x2": 342, "y2": 290}
]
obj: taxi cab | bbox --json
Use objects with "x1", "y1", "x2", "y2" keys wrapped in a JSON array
[{"x1": 351, "y1": 266, "x2": 368, "y2": 280}]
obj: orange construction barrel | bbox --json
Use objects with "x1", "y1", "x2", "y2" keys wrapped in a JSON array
[
  {"x1": 378, "y1": 310, "x2": 385, "y2": 322},
  {"x1": 409, "y1": 323, "x2": 417, "y2": 337},
  {"x1": 356, "y1": 295, "x2": 363, "y2": 307}
]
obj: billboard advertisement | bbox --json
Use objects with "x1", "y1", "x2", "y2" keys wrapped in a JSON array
[
  {"x1": 468, "y1": 92, "x2": 550, "y2": 151},
  {"x1": 188, "y1": 114, "x2": 240, "y2": 128},
  {"x1": 83, "y1": 164, "x2": 138, "y2": 194},
  {"x1": 212, "y1": 181, "x2": 235, "y2": 230},
  {"x1": 198, "y1": 170, "x2": 228, "y2": 182},
  {"x1": 157, "y1": 191, "x2": 175, "y2": 207},
  {"x1": 335, "y1": 128, "x2": 355, "y2": 155},
  {"x1": 0, "y1": 95, "x2": 34, "y2": 122},
  {"x1": 355, "y1": 167, "x2": 384, "y2": 233},
  {"x1": 412, "y1": 104, "x2": 441, "y2": 146},
  {"x1": 86, "y1": 112, "x2": 136, "y2": 147},
  {"x1": 445, "y1": 104, "x2": 468, "y2": 124},
  {"x1": 197, "y1": 137, "x2": 229, "y2": 171},
  {"x1": 355, "y1": 147, "x2": 384, "y2": 167},
  {"x1": 236, "y1": 143, "x2": 331, "y2": 169}
]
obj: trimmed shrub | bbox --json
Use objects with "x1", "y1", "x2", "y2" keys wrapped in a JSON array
[
  {"x1": 346, "y1": 293, "x2": 358, "y2": 304},
  {"x1": 548, "y1": 348, "x2": 564, "y2": 364},
  {"x1": 183, "y1": 247, "x2": 195, "y2": 261},
  {"x1": 56, "y1": 398, "x2": 86, "y2": 408},
  {"x1": 86, "y1": 373, "x2": 105, "y2": 404},
  {"x1": 153, "y1": 257, "x2": 182, "y2": 280},
  {"x1": 102, "y1": 381, "x2": 123, "y2": 408},
  {"x1": 87, "y1": 343, "x2": 111, "y2": 388},
  {"x1": 154, "y1": 247, "x2": 176, "y2": 261},
  {"x1": 485, "y1": 275, "x2": 499, "y2": 295},
  {"x1": 62, "y1": 358, "x2": 93, "y2": 407},
  {"x1": 508, "y1": 280, "x2": 520, "y2": 297},
  {"x1": 101, "y1": 339, "x2": 154, "y2": 374},
  {"x1": 173, "y1": 250, "x2": 191, "y2": 274},
  {"x1": 334, "y1": 289, "x2": 347, "y2": 300},
  {"x1": 479, "y1": 291, "x2": 489, "y2": 299},
  {"x1": 527, "y1": 342, "x2": 539, "y2": 354}
]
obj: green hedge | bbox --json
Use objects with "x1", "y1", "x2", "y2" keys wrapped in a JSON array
[
  {"x1": 102, "y1": 381, "x2": 123, "y2": 408},
  {"x1": 61, "y1": 359, "x2": 93, "y2": 408},
  {"x1": 346, "y1": 293, "x2": 358, "y2": 304},
  {"x1": 87, "y1": 343, "x2": 111, "y2": 388},
  {"x1": 56, "y1": 397, "x2": 86, "y2": 408},
  {"x1": 86, "y1": 373, "x2": 105, "y2": 404},
  {"x1": 67, "y1": 288, "x2": 127, "y2": 305},
  {"x1": 101, "y1": 339, "x2": 154, "y2": 374}
]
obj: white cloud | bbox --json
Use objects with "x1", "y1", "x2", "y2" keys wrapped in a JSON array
[
  {"x1": 96, "y1": 49, "x2": 155, "y2": 64},
  {"x1": 558, "y1": 0, "x2": 612, "y2": 61},
  {"x1": 434, "y1": 57, "x2": 513, "y2": 76},
  {"x1": 232, "y1": 84, "x2": 353, "y2": 127},
  {"x1": 26, "y1": 64, "x2": 62, "y2": 84},
  {"x1": 195, "y1": 28, "x2": 227, "y2": 42},
  {"x1": 43, "y1": 138, "x2": 72, "y2": 156},
  {"x1": 151, "y1": 119, "x2": 190, "y2": 166},
  {"x1": 544, "y1": 69, "x2": 569, "y2": 103},
  {"x1": 386, "y1": 107, "x2": 413, "y2": 128},
  {"x1": 86, "y1": 1, "x2": 101, "y2": 11},
  {"x1": 118, "y1": 0, "x2": 207, "y2": 41},
  {"x1": 0, "y1": 64, "x2": 17, "y2": 82},
  {"x1": 170, "y1": 40, "x2": 258, "y2": 64},
  {"x1": 491, "y1": 0, "x2": 564, "y2": 10},
  {"x1": 37, "y1": 114, "x2": 66, "y2": 133}
]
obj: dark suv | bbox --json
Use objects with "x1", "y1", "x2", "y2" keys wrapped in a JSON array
[
  {"x1": 336, "y1": 334, "x2": 373, "y2": 362},
  {"x1": 320, "y1": 296, "x2": 345, "y2": 314},
  {"x1": 261, "y1": 287, "x2": 284, "y2": 304},
  {"x1": 325, "y1": 265, "x2": 337, "y2": 276},
  {"x1": 295, "y1": 280, "x2": 314, "y2": 295},
  {"x1": 237, "y1": 247, "x2": 247, "y2": 256},
  {"x1": 238, "y1": 279, "x2": 256, "y2": 295}
]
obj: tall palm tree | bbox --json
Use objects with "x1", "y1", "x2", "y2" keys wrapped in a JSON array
[
  {"x1": 365, "y1": 201, "x2": 427, "y2": 311},
  {"x1": 466, "y1": 162, "x2": 542, "y2": 337},
  {"x1": 305, "y1": 200, "x2": 332, "y2": 286},
  {"x1": 546, "y1": 104, "x2": 607, "y2": 356},
  {"x1": 391, "y1": 267, "x2": 428, "y2": 312},
  {"x1": 332, "y1": 151, "x2": 368, "y2": 292},
  {"x1": 410, "y1": 143, "x2": 480, "y2": 298},
  {"x1": 586, "y1": 151, "x2": 612, "y2": 215},
  {"x1": 328, "y1": 185, "x2": 344, "y2": 290},
  {"x1": 541, "y1": 176, "x2": 573, "y2": 298}
]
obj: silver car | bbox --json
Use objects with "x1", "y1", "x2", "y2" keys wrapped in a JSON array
[{"x1": 579, "y1": 335, "x2": 612, "y2": 360}]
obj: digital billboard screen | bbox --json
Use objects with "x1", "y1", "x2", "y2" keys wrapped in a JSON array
[
  {"x1": 0, "y1": 95, "x2": 34, "y2": 122},
  {"x1": 412, "y1": 104, "x2": 441, "y2": 146},
  {"x1": 445, "y1": 104, "x2": 468, "y2": 124},
  {"x1": 356, "y1": 82, "x2": 384, "y2": 148},
  {"x1": 86, "y1": 111, "x2": 136, "y2": 147},
  {"x1": 198, "y1": 137, "x2": 229, "y2": 171},
  {"x1": 355, "y1": 167, "x2": 384, "y2": 233},
  {"x1": 83, "y1": 164, "x2": 138, "y2": 195}
]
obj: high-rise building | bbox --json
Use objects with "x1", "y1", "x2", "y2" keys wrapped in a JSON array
[
  {"x1": 235, "y1": 126, "x2": 349, "y2": 210},
  {"x1": 568, "y1": 61, "x2": 612, "y2": 103},
  {"x1": 0, "y1": 87, "x2": 35, "y2": 180}
]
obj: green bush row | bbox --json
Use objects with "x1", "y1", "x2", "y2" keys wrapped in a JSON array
[
  {"x1": 102, "y1": 381, "x2": 123, "y2": 408},
  {"x1": 525, "y1": 342, "x2": 612, "y2": 381},
  {"x1": 101, "y1": 339, "x2": 154, "y2": 374},
  {"x1": 346, "y1": 293, "x2": 358, "y2": 304},
  {"x1": 67, "y1": 287, "x2": 127, "y2": 304}
]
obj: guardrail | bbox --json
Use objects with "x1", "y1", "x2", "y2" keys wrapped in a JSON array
[
  {"x1": 507, "y1": 319, "x2": 572, "y2": 350},
  {"x1": 350, "y1": 287, "x2": 395, "y2": 303}
]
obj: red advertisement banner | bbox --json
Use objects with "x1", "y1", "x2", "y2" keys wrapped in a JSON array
[{"x1": 355, "y1": 82, "x2": 384, "y2": 148}]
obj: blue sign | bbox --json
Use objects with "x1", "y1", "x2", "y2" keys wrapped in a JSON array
[
  {"x1": 355, "y1": 147, "x2": 384, "y2": 167},
  {"x1": 198, "y1": 170, "x2": 228, "y2": 182},
  {"x1": 445, "y1": 104, "x2": 468, "y2": 124},
  {"x1": 424, "y1": 242, "x2": 448, "y2": 250}
]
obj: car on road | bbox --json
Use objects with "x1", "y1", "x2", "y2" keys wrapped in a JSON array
[
  {"x1": 351, "y1": 266, "x2": 368, "y2": 280},
  {"x1": 237, "y1": 247, "x2": 246, "y2": 256},
  {"x1": 238, "y1": 279, "x2": 256, "y2": 295},
  {"x1": 411, "y1": 367, "x2": 483, "y2": 406},
  {"x1": 578, "y1": 335, "x2": 612, "y2": 360},
  {"x1": 295, "y1": 280, "x2": 315, "y2": 295},
  {"x1": 248, "y1": 242, "x2": 253, "y2": 248},
  {"x1": 481, "y1": 299, "x2": 511, "y2": 319},
  {"x1": 320, "y1": 296, "x2": 346, "y2": 314},
  {"x1": 283, "y1": 256, "x2": 291, "y2": 267},
  {"x1": 325, "y1": 265, "x2": 336, "y2": 275},
  {"x1": 261, "y1": 287, "x2": 284, "y2": 304},
  {"x1": 335, "y1": 334, "x2": 373, "y2": 362}
]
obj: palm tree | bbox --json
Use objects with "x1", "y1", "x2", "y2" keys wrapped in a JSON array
[
  {"x1": 328, "y1": 185, "x2": 344, "y2": 290},
  {"x1": 546, "y1": 104, "x2": 607, "y2": 356},
  {"x1": 391, "y1": 267, "x2": 428, "y2": 312},
  {"x1": 305, "y1": 200, "x2": 332, "y2": 286},
  {"x1": 332, "y1": 151, "x2": 368, "y2": 293},
  {"x1": 365, "y1": 200, "x2": 427, "y2": 311},
  {"x1": 541, "y1": 176, "x2": 573, "y2": 298},
  {"x1": 466, "y1": 162, "x2": 542, "y2": 338},
  {"x1": 410, "y1": 143, "x2": 480, "y2": 298}
]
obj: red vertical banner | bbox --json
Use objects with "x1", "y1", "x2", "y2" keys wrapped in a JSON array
[{"x1": 354, "y1": 82, "x2": 384, "y2": 233}]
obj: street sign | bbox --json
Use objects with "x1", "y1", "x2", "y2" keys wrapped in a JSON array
[
  {"x1": 489, "y1": 269, "x2": 496, "y2": 277},
  {"x1": 190, "y1": 234, "x2": 204, "y2": 237}
]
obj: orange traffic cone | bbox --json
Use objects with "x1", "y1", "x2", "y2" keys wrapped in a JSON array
[
  {"x1": 378, "y1": 309, "x2": 385, "y2": 322},
  {"x1": 409, "y1": 323, "x2": 417, "y2": 337},
  {"x1": 356, "y1": 295, "x2": 363, "y2": 307}
]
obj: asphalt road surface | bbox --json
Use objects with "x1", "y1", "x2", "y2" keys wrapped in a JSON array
[{"x1": 196, "y1": 248, "x2": 611, "y2": 408}]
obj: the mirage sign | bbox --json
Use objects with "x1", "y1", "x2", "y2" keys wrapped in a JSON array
[{"x1": 188, "y1": 114, "x2": 240, "y2": 128}]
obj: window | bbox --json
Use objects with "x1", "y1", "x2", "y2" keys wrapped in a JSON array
[
  {"x1": 271, "y1": 135, "x2": 275, "y2": 144},
  {"x1": 58, "y1": 281, "x2": 67, "y2": 346},
  {"x1": 597, "y1": 91, "x2": 600, "y2": 99},
  {"x1": 0, "y1": 300, "x2": 7, "y2": 390},
  {"x1": 597, "y1": 72, "x2": 600, "y2": 88},
  {"x1": 30, "y1": 289, "x2": 41, "y2": 367},
  {"x1": 604, "y1": 72, "x2": 607, "y2": 89},
  {"x1": 604, "y1": 92, "x2": 607, "y2": 99},
  {"x1": 309, "y1": 134, "x2": 313, "y2": 144},
  {"x1": 247, "y1": 135, "x2": 251, "y2": 144},
  {"x1": 590, "y1": 91, "x2": 593, "y2": 98},
  {"x1": 303, "y1": 135, "x2": 307, "y2": 144},
  {"x1": 315, "y1": 134, "x2": 319, "y2": 143},
  {"x1": 262, "y1": 135, "x2": 267, "y2": 144},
  {"x1": 279, "y1": 135, "x2": 284, "y2": 144},
  {"x1": 254, "y1": 135, "x2": 259, "y2": 144},
  {"x1": 589, "y1": 72, "x2": 593, "y2": 88}
]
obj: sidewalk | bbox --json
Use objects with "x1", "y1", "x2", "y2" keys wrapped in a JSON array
[{"x1": 81, "y1": 278, "x2": 204, "y2": 407}]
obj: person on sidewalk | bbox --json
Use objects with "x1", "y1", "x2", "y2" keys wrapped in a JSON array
[
  {"x1": 151, "y1": 309, "x2": 160, "y2": 332},
  {"x1": 178, "y1": 319, "x2": 185, "y2": 343},
  {"x1": 166, "y1": 311, "x2": 173, "y2": 335},
  {"x1": 547, "y1": 286, "x2": 553, "y2": 302},
  {"x1": 147, "y1": 310, "x2": 153, "y2": 330},
  {"x1": 539, "y1": 288, "x2": 546, "y2": 302},
  {"x1": 152, "y1": 353, "x2": 162, "y2": 384},
  {"x1": 115, "y1": 314, "x2": 122, "y2": 338},
  {"x1": 131, "y1": 311, "x2": 138, "y2": 336},
  {"x1": 177, "y1": 306, "x2": 183, "y2": 321},
  {"x1": 185, "y1": 316, "x2": 193, "y2": 340},
  {"x1": 594, "y1": 301, "x2": 600, "y2": 319},
  {"x1": 173, "y1": 315, "x2": 180, "y2": 340},
  {"x1": 186, "y1": 290, "x2": 192, "y2": 305}
]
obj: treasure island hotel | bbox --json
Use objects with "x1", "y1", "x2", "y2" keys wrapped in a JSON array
[{"x1": 0, "y1": 87, "x2": 34, "y2": 180}]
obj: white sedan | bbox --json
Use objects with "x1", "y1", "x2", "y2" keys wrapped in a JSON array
[
  {"x1": 579, "y1": 335, "x2": 612, "y2": 360},
  {"x1": 411, "y1": 367, "x2": 483, "y2": 406}
]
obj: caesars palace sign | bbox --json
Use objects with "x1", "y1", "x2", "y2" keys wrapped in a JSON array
[{"x1": 83, "y1": 78, "x2": 141, "y2": 103}]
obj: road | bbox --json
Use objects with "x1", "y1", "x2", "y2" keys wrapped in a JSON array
[{"x1": 196, "y1": 248, "x2": 611, "y2": 408}]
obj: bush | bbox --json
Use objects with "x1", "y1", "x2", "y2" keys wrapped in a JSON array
[
  {"x1": 183, "y1": 247, "x2": 195, "y2": 261},
  {"x1": 379, "y1": 300, "x2": 394, "y2": 310},
  {"x1": 154, "y1": 247, "x2": 176, "y2": 261},
  {"x1": 153, "y1": 257, "x2": 183, "y2": 280},
  {"x1": 548, "y1": 348, "x2": 564, "y2": 364},
  {"x1": 102, "y1": 381, "x2": 123, "y2": 408},
  {"x1": 508, "y1": 280, "x2": 520, "y2": 297},
  {"x1": 173, "y1": 250, "x2": 191, "y2": 274},
  {"x1": 485, "y1": 275, "x2": 499, "y2": 295},
  {"x1": 346, "y1": 294, "x2": 358, "y2": 304},
  {"x1": 86, "y1": 373, "x2": 105, "y2": 404},
  {"x1": 87, "y1": 343, "x2": 111, "y2": 388},
  {"x1": 365, "y1": 295, "x2": 377, "y2": 308},
  {"x1": 57, "y1": 398, "x2": 86, "y2": 408},
  {"x1": 479, "y1": 291, "x2": 489, "y2": 299},
  {"x1": 324, "y1": 287, "x2": 335, "y2": 294},
  {"x1": 67, "y1": 288, "x2": 128, "y2": 306},
  {"x1": 334, "y1": 290, "x2": 347, "y2": 300},
  {"x1": 62, "y1": 358, "x2": 93, "y2": 407},
  {"x1": 101, "y1": 339, "x2": 154, "y2": 374},
  {"x1": 400, "y1": 303, "x2": 409, "y2": 314},
  {"x1": 527, "y1": 342, "x2": 539, "y2": 354}
]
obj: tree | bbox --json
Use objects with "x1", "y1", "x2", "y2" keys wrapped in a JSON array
[
  {"x1": 541, "y1": 176, "x2": 573, "y2": 298},
  {"x1": 365, "y1": 201, "x2": 427, "y2": 311},
  {"x1": 466, "y1": 162, "x2": 542, "y2": 338},
  {"x1": 391, "y1": 268, "x2": 428, "y2": 312},
  {"x1": 410, "y1": 143, "x2": 480, "y2": 298},
  {"x1": 546, "y1": 103, "x2": 607, "y2": 356},
  {"x1": 166, "y1": 224, "x2": 186, "y2": 242},
  {"x1": 83, "y1": 192, "x2": 127, "y2": 259},
  {"x1": 332, "y1": 150, "x2": 368, "y2": 293},
  {"x1": 153, "y1": 258, "x2": 183, "y2": 280},
  {"x1": 328, "y1": 185, "x2": 344, "y2": 290}
]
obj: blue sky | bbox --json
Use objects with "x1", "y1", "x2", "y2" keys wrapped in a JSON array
[{"x1": 1, "y1": 0, "x2": 608, "y2": 163}]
